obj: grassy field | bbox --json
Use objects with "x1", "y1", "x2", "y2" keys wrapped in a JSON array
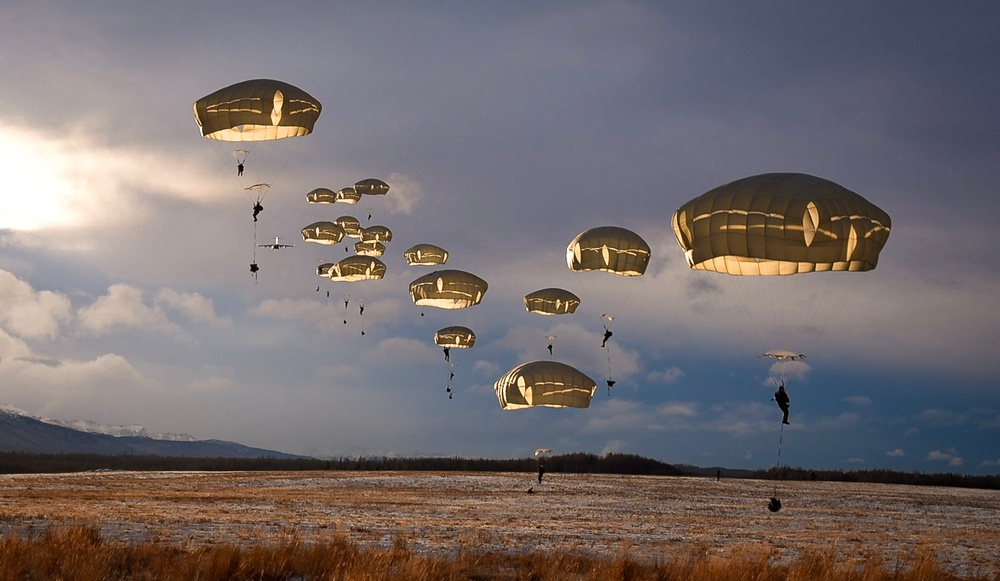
[{"x1": 1, "y1": 470, "x2": 997, "y2": 579}]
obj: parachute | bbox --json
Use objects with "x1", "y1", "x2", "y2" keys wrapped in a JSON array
[
  {"x1": 334, "y1": 216, "x2": 363, "y2": 239},
  {"x1": 494, "y1": 361, "x2": 597, "y2": 410},
  {"x1": 404, "y1": 244, "x2": 449, "y2": 266},
  {"x1": 409, "y1": 270, "x2": 488, "y2": 310},
  {"x1": 354, "y1": 178, "x2": 390, "y2": 196},
  {"x1": 354, "y1": 240, "x2": 386, "y2": 257},
  {"x1": 671, "y1": 173, "x2": 891, "y2": 276},
  {"x1": 301, "y1": 221, "x2": 346, "y2": 245},
  {"x1": 327, "y1": 256, "x2": 386, "y2": 282},
  {"x1": 434, "y1": 326, "x2": 477, "y2": 350},
  {"x1": 360, "y1": 225, "x2": 393, "y2": 243},
  {"x1": 193, "y1": 79, "x2": 321, "y2": 141},
  {"x1": 524, "y1": 288, "x2": 581, "y2": 316},
  {"x1": 567, "y1": 226, "x2": 651, "y2": 277}
]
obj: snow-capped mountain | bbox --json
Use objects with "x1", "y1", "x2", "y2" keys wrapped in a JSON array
[{"x1": 0, "y1": 405, "x2": 302, "y2": 459}]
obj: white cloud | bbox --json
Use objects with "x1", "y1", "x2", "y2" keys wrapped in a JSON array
[
  {"x1": 156, "y1": 289, "x2": 225, "y2": 325},
  {"x1": 845, "y1": 457, "x2": 865, "y2": 464},
  {"x1": 0, "y1": 270, "x2": 72, "y2": 339},
  {"x1": 0, "y1": 329, "x2": 33, "y2": 359},
  {"x1": 926, "y1": 449, "x2": 964, "y2": 467},
  {"x1": 647, "y1": 367, "x2": 683, "y2": 384},
  {"x1": 885, "y1": 448, "x2": 905, "y2": 457},
  {"x1": 844, "y1": 396, "x2": 872, "y2": 407},
  {"x1": 76, "y1": 284, "x2": 177, "y2": 335},
  {"x1": 251, "y1": 298, "x2": 344, "y2": 333},
  {"x1": 379, "y1": 172, "x2": 424, "y2": 215},
  {"x1": 364, "y1": 337, "x2": 438, "y2": 364}
]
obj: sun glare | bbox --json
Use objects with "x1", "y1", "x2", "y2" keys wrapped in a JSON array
[{"x1": 0, "y1": 125, "x2": 82, "y2": 231}]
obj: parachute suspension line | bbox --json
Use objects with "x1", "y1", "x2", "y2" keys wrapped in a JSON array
[
  {"x1": 774, "y1": 421, "x2": 785, "y2": 497},
  {"x1": 605, "y1": 343, "x2": 614, "y2": 395}
]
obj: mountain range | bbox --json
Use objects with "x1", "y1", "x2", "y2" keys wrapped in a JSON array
[{"x1": 0, "y1": 406, "x2": 301, "y2": 459}]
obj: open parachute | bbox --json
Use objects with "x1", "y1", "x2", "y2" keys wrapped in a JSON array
[
  {"x1": 495, "y1": 361, "x2": 597, "y2": 410},
  {"x1": 671, "y1": 173, "x2": 891, "y2": 275}
]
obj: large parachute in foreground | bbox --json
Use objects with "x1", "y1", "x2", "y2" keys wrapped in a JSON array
[
  {"x1": 494, "y1": 361, "x2": 597, "y2": 410},
  {"x1": 404, "y1": 244, "x2": 449, "y2": 266},
  {"x1": 671, "y1": 173, "x2": 891, "y2": 276},
  {"x1": 193, "y1": 79, "x2": 322, "y2": 142}
]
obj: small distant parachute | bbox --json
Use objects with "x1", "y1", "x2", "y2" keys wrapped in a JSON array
[
  {"x1": 404, "y1": 244, "x2": 449, "y2": 266},
  {"x1": 534, "y1": 448, "x2": 552, "y2": 457},
  {"x1": 494, "y1": 361, "x2": 597, "y2": 410},
  {"x1": 334, "y1": 216, "x2": 363, "y2": 239},
  {"x1": 759, "y1": 350, "x2": 806, "y2": 361},
  {"x1": 434, "y1": 326, "x2": 477, "y2": 350},
  {"x1": 354, "y1": 240, "x2": 387, "y2": 257},
  {"x1": 301, "y1": 221, "x2": 346, "y2": 245},
  {"x1": 524, "y1": 288, "x2": 581, "y2": 316},
  {"x1": 354, "y1": 178, "x2": 390, "y2": 196},
  {"x1": 409, "y1": 270, "x2": 488, "y2": 309},
  {"x1": 360, "y1": 225, "x2": 393, "y2": 243},
  {"x1": 306, "y1": 188, "x2": 336, "y2": 204},
  {"x1": 567, "y1": 226, "x2": 651, "y2": 277},
  {"x1": 327, "y1": 256, "x2": 386, "y2": 282}
]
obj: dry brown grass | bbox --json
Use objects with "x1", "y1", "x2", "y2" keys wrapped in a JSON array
[
  {"x1": 0, "y1": 525, "x2": 985, "y2": 581},
  {"x1": 1, "y1": 471, "x2": 997, "y2": 579}
]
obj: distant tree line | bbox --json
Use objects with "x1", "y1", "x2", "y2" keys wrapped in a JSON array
[{"x1": 1, "y1": 451, "x2": 995, "y2": 489}]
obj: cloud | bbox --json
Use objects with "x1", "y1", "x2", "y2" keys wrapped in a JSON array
[
  {"x1": 926, "y1": 449, "x2": 964, "y2": 467},
  {"x1": 251, "y1": 298, "x2": 344, "y2": 334},
  {"x1": 647, "y1": 367, "x2": 683, "y2": 384},
  {"x1": 979, "y1": 459, "x2": 1000, "y2": 468},
  {"x1": 845, "y1": 457, "x2": 865, "y2": 464},
  {"x1": 363, "y1": 337, "x2": 438, "y2": 364},
  {"x1": 380, "y1": 172, "x2": 424, "y2": 215},
  {"x1": 844, "y1": 396, "x2": 872, "y2": 407},
  {"x1": 155, "y1": 289, "x2": 226, "y2": 325},
  {"x1": 885, "y1": 448, "x2": 905, "y2": 457},
  {"x1": 0, "y1": 329, "x2": 33, "y2": 360},
  {"x1": 0, "y1": 270, "x2": 72, "y2": 339},
  {"x1": 76, "y1": 284, "x2": 178, "y2": 335}
]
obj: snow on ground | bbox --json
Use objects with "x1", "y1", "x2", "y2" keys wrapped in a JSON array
[{"x1": 1, "y1": 471, "x2": 997, "y2": 578}]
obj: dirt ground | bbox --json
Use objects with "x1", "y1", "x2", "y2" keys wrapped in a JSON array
[{"x1": 1, "y1": 470, "x2": 997, "y2": 578}]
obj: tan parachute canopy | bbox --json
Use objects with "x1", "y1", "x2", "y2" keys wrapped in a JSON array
[
  {"x1": 409, "y1": 269, "x2": 488, "y2": 309},
  {"x1": 434, "y1": 326, "x2": 477, "y2": 349},
  {"x1": 567, "y1": 226, "x2": 651, "y2": 276},
  {"x1": 301, "y1": 221, "x2": 346, "y2": 245},
  {"x1": 494, "y1": 361, "x2": 597, "y2": 410},
  {"x1": 354, "y1": 240, "x2": 386, "y2": 257},
  {"x1": 193, "y1": 79, "x2": 321, "y2": 141},
  {"x1": 354, "y1": 178, "x2": 390, "y2": 196},
  {"x1": 403, "y1": 244, "x2": 449, "y2": 266},
  {"x1": 360, "y1": 225, "x2": 393, "y2": 243},
  {"x1": 306, "y1": 188, "x2": 337, "y2": 204},
  {"x1": 524, "y1": 288, "x2": 581, "y2": 315},
  {"x1": 334, "y1": 216, "x2": 363, "y2": 238},
  {"x1": 328, "y1": 256, "x2": 386, "y2": 282},
  {"x1": 671, "y1": 173, "x2": 892, "y2": 275}
]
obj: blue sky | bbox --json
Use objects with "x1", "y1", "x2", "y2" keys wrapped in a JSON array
[{"x1": 1, "y1": 1, "x2": 998, "y2": 474}]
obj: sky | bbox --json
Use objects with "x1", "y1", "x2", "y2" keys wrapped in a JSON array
[{"x1": 1, "y1": 1, "x2": 998, "y2": 474}]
